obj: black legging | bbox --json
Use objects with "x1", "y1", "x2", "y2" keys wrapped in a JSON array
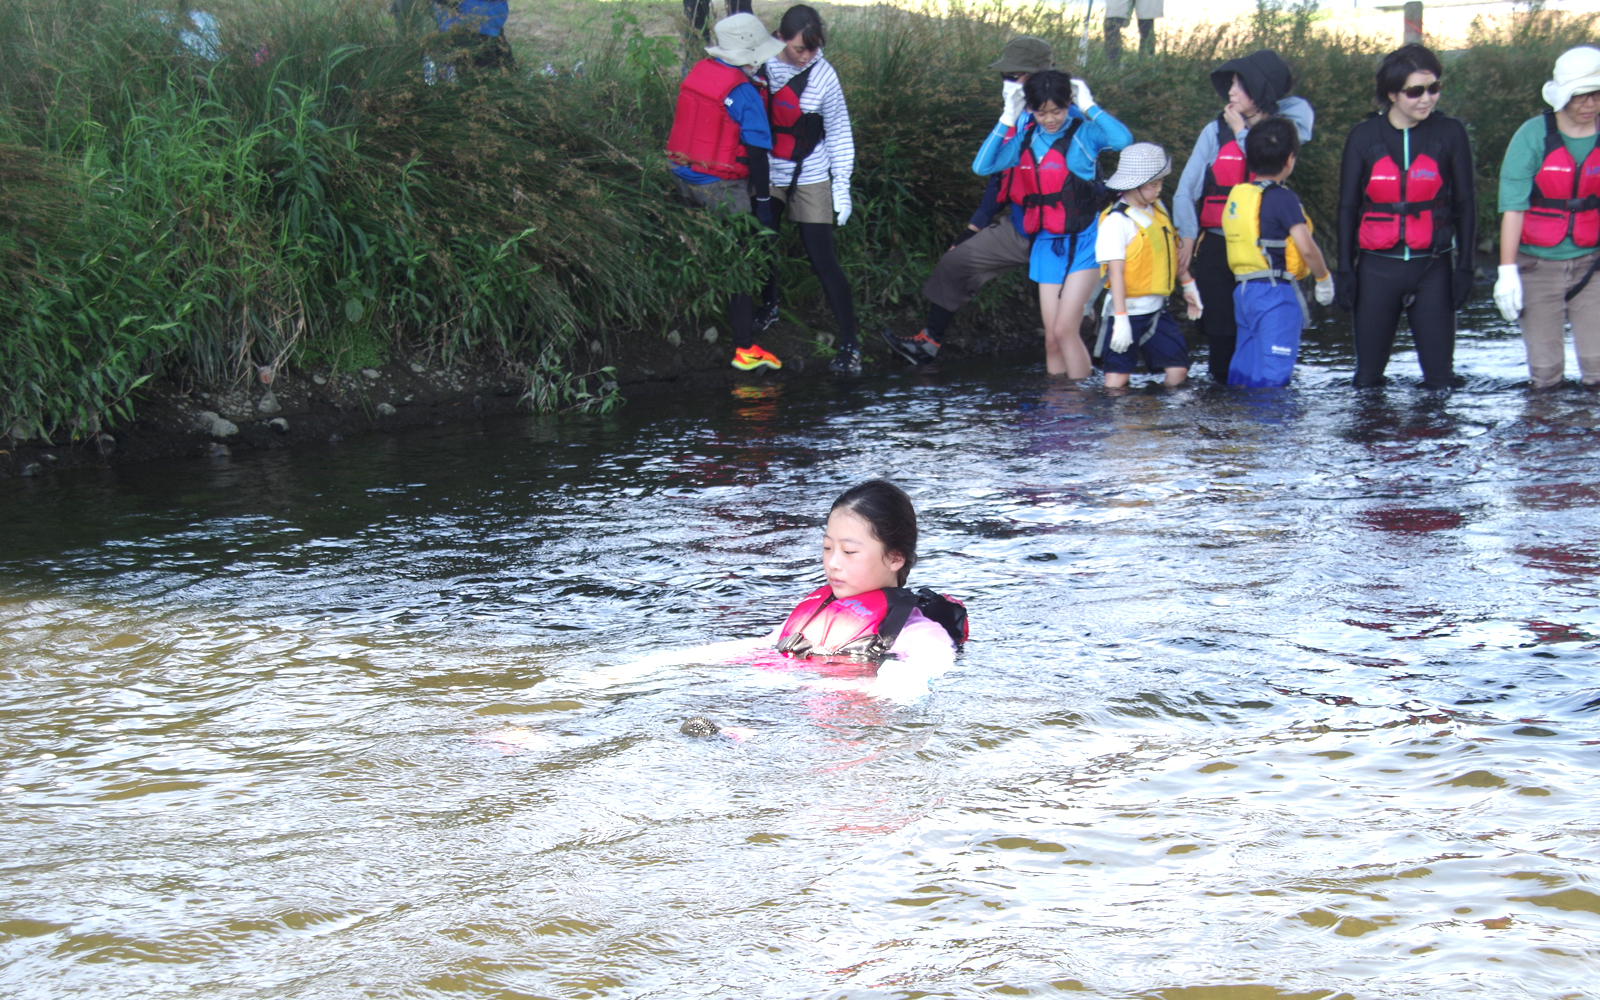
[
  {"x1": 1190, "y1": 230, "x2": 1237, "y2": 383},
  {"x1": 683, "y1": 0, "x2": 751, "y2": 37},
  {"x1": 763, "y1": 198, "x2": 858, "y2": 348},
  {"x1": 1353, "y1": 252, "x2": 1454, "y2": 389}
]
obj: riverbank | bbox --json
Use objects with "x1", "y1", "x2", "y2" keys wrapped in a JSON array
[{"x1": 0, "y1": 283, "x2": 1045, "y2": 476}]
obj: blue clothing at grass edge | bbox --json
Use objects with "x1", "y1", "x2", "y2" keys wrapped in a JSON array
[
  {"x1": 672, "y1": 61, "x2": 774, "y2": 185},
  {"x1": 433, "y1": 0, "x2": 509, "y2": 36},
  {"x1": 972, "y1": 105, "x2": 1133, "y2": 282}
]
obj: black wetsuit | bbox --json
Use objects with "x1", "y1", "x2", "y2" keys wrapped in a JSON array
[{"x1": 1337, "y1": 112, "x2": 1476, "y2": 389}]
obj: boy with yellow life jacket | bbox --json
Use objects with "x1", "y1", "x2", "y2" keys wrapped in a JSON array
[
  {"x1": 1093, "y1": 143, "x2": 1201, "y2": 387},
  {"x1": 1220, "y1": 117, "x2": 1335, "y2": 387}
]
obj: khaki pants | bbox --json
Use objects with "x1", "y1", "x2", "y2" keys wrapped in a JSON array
[
  {"x1": 1516, "y1": 250, "x2": 1600, "y2": 387},
  {"x1": 921, "y1": 220, "x2": 1032, "y2": 313}
]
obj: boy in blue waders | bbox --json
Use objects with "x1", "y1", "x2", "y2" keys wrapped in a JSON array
[
  {"x1": 1094, "y1": 142, "x2": 1201, "y2": 387},
  {"x1": 666, "y1": 13, "x2": 786, "y2": 371},
  {"x1": 1221, "y1": 117, "x2": 1334, "y2": 387}
]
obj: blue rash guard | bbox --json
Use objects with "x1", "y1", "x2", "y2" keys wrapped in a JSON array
[
  {"x1": 433, "y1": 0, "x2": 509, "y2": 36},
  {"x1": 972, "y1": 104, "x2": 1132, "y2": 281}
]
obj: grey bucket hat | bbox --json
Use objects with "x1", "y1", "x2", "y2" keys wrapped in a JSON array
[
  {"x1": 1106, "y1": 143, "x2": 1172, "y2": 191},
  {"x1": 989, "y1": 36, "x2": 1054, "y2": 75}
]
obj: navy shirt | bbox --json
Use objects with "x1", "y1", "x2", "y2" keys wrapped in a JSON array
[{"x1": 1258, "y1": 184, "x2": 1307, "y2": 272}]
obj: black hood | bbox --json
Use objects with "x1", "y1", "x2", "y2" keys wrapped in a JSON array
[{"x1": 1210, "y1": 50, "x2": 1293, "y2": 114}]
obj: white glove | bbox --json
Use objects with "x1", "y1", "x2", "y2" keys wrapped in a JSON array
[
  {"x1": 1001, "y1": 78, "x2": 1023, "y2": 105},
  {"x1": 833, "y1": 186, "x2": 852, "y2": 227},
  {"x1": 1314, "y1": 274, "x2": 1335, "y2": 306},
  {"x1": 1072, "y1": 78, "x2": 1095, "y2": 112},
  {"x1": 1109, "y1": 313, "x2": 1133, "y2": 353},
  {"x1": 1495, "y1": 263, "x2": 1523, "y2": 321},
  {"x1": 1182, "y1": 279, "x2": 1203, "y2": 319},
  {"x1": 1000, "y1": 85, "x2": 1026, "y2": 127}
]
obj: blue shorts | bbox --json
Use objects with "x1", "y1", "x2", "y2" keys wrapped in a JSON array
[
  {"x1": 1028, "y1": 222, "x2": 1101, "y2": 284},
  {"x1": 1098, "y1": 309, "x2": 1191, "y2": 374}
]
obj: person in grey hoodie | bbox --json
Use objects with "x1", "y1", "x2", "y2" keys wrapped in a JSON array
[{"x1": 1173, "y1": 50, "x2": 1315, "y2": 382}]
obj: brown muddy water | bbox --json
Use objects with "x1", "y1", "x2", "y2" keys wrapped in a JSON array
[{"x1": 1, "y1": 298, "x2": 1598, "y2": 999}]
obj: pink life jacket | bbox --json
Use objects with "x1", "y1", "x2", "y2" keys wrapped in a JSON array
[
  {"x1": 1523, "y1": 109, "x2": 1600, "y2": 249},
  {"x1": 1198, "y1": 116, "x2": 1250, "y2": 229},
  {"x1": 1359, "y1": 150, "x2": 1446, "y2": 251},
  {"x1": 1008, "y1": 120, "x2": 1103, "y2": 236},
  {"x1": 775, "y1": 585, "x2": 968, "y2": 665}
]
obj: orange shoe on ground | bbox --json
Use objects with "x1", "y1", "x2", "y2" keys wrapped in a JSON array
[{"x1": 731, "y1": 344, "x2": 783, "y2": 371}]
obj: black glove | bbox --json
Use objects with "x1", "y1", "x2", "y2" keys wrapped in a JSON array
[
  {"x1": 754, "y1": 196, "x2": 775, "y2": 231},
  {"x1": 1335, "y1": 269, "x2": 1358, "y2": 313},
  {"x1": 1452, "y1": 267, "x2": 1475, "y2": 310}
]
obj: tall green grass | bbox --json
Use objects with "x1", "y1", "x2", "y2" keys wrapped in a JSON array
[{"x1": 2, "y1": 0, "x2": 1595, "y2": 441}]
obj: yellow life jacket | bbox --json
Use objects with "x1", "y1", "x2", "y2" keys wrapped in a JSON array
[
  {"x1": 1099, "y1": 200, "x2": 1177, "y2": 299},
  {"x1": 1223, "y1": 180, "x2": 1312, "y2": 282}
]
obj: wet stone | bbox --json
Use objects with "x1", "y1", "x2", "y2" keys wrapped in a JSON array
[
  {"x1": 362, "y1": 368, "x2": 381, "y2": 380},
  {"x1": 268, "y1": 418, "x2": 290, "y2": 433},
  {"x1": 375, "y1": 402, "x2": 397, "y2": 417},
  {"x1": 257, "y1": 390, "x2": 282, "y2": 415}
]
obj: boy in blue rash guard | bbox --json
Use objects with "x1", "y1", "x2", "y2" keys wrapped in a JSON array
[
  {"x1": 972, "y1": 70, "x2": 1132, "y2": 378},
  {"x1": 666, "y1": 13, "x2": 785, "y2": 371}
]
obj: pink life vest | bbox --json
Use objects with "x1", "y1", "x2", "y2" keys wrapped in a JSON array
[
  {"x1": 1198, "y1": 116, "x2": 1250, "y2": 230},
  {"x1": 1008, "y1": 120, "x2": 1103, "y2": 236},
  {"x1": 775, "y1": 585, "x2": 968, "y2": 665},
  {"x1": 1358, "y1": 124, "x2": 1448, "y2": 253}
]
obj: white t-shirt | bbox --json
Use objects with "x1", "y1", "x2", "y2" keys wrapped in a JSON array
[{"x1": 1095, "y1": 199, "x2": 1169, "y2": 317}]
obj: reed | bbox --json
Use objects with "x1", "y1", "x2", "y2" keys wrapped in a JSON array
[{"x1": 2, "y1": 0, "x2": 1594, "y2": 441}]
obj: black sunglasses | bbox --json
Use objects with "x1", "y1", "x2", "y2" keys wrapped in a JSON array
[
  {"x1": 1400, "y1": 81, "x2": 1441, "y2": 99},
  {"x1": 1002, "y1": 73, "x2": 1025, "y2": 82}
]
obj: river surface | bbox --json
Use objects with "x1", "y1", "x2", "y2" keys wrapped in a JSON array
[{"x1": 2, "y1": 301, "x2": 1598, "y2": 999}]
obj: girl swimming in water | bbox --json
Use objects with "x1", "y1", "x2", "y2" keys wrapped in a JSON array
[{"x1": 774, "y1": 479, "x2": 967, "y2": 664}]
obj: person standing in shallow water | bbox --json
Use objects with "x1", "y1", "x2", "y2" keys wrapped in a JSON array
[
  {"x1": 758, "y1": 6, "x2": 860, "y2": 375},
  {"x1": 1336, "y1": 44, "x2": 1476, "y2": 390},
  {"x1": 665, "y1": 13, "x2": 786, "y2": 373},
  {"x1": 882, "y1": 36, "x2": 1053, "y2": 367},
  {"x1": 1494, "y1": 45, "x2": 1600, "y2": 389},
  {"x1": 1173, "y1": 50, "x2": 1314, "y2": 383}
]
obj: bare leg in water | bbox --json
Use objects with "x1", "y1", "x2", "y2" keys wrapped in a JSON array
[{"x1": 1037, "y1": 269, "x2": 1100, "y2": 377}]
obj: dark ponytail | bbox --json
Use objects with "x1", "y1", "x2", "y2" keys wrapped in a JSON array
[
  {"x1": 777, "y1": 5, "x2": 825, "y2": 52},
  {"x1": 830, "y1": 479, "x2": 917, "y2": 586}
]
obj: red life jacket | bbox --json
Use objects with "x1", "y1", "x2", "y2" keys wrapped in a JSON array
[
  {"x1": 666, "y1": 59, "x2": 753, "y2": 181},
  {"x1": 1358, "y1": 127, "x2": 1448, "y2": 252},
  {"x1": 1008, "y1": 120, "x2": 1105, "y2": 236},
  {"x1": 1197, "y1": 116, "x2": 1250, "y2": 230},
  {"x1": 993, "y1": 122, "x2": 1021, "y2": 208},
  {"x1": 761, "y1": 63, "x2": 825, "y2": 167},
  {"x1": 1524, "y1": 110, "x2": 1600, "y2": 248},
  {"x1": 775, "y1": 585, "x2": 969, "y2": 665}
]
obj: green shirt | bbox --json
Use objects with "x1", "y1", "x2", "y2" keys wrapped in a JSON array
[{"x1": 1499, "y1": 114, "x2": 1600, "y2": 261}]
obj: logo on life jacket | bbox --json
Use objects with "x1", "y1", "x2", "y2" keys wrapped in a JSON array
[
  {"x1": 1524, "y1": 110, "x2": 1600, "y2": 249},
  {"x1": 774, "y1": 585, "x2": 969, "y2": 665}
]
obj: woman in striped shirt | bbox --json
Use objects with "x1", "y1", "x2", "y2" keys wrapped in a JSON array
[{"x1": 760, "y1": 5, "x2": 860, "y2": 374}]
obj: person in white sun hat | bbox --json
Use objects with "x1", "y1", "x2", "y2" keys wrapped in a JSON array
[
  {"x1": 1495, "y1": 44, "x2": 1600, "y2": 389},
  {"x1": 1094, "y1": 142, "x2": 1199, "y2": 388},
  {"x1": 666, "y1": 13, "x2": 787, "y2": 372}
]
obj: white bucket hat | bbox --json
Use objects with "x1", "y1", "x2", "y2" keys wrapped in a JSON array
[
  {"x1": 1543, "y1": 45, "x2": 1600, "y2": 110},
  {"x1": 706, "y1": 13, "x2": 784, "y2": 68},
  {"x1": 1106, "y1": 143, "x2": 1172, "y2": 192}
]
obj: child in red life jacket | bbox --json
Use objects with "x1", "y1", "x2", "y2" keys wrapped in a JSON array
[{"x1": 774, "y1": 480, "x2": 967, "y2": 668}]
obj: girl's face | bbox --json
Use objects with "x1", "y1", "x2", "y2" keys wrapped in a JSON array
[
  {"x1": 779, "y1": 34, "x2": 815, "y2": 68},
  {"x1": 1031, "y1": 99, "x2": 1071, "y2": 134},
  {"x1": 1227, "y1": 74, "x2": 1259, "y2": 118},
  {"x1": 1388, "y1": 70, "x2": 1439, "y2": 125},
  {"x1": 822, "y1": 509, "x2": 905, "y2": 599},
  {"x1": 1128, "y1": 176, "x2": 1164, "y2": 207}
]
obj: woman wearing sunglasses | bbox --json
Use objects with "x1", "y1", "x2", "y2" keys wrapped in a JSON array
[
  {"x1": 1494, "y1": 46, "x2": 1600, "y2": 389},
  {"x1": 1335, "y1": 44, "x2": 1475, "y2": 389}
]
